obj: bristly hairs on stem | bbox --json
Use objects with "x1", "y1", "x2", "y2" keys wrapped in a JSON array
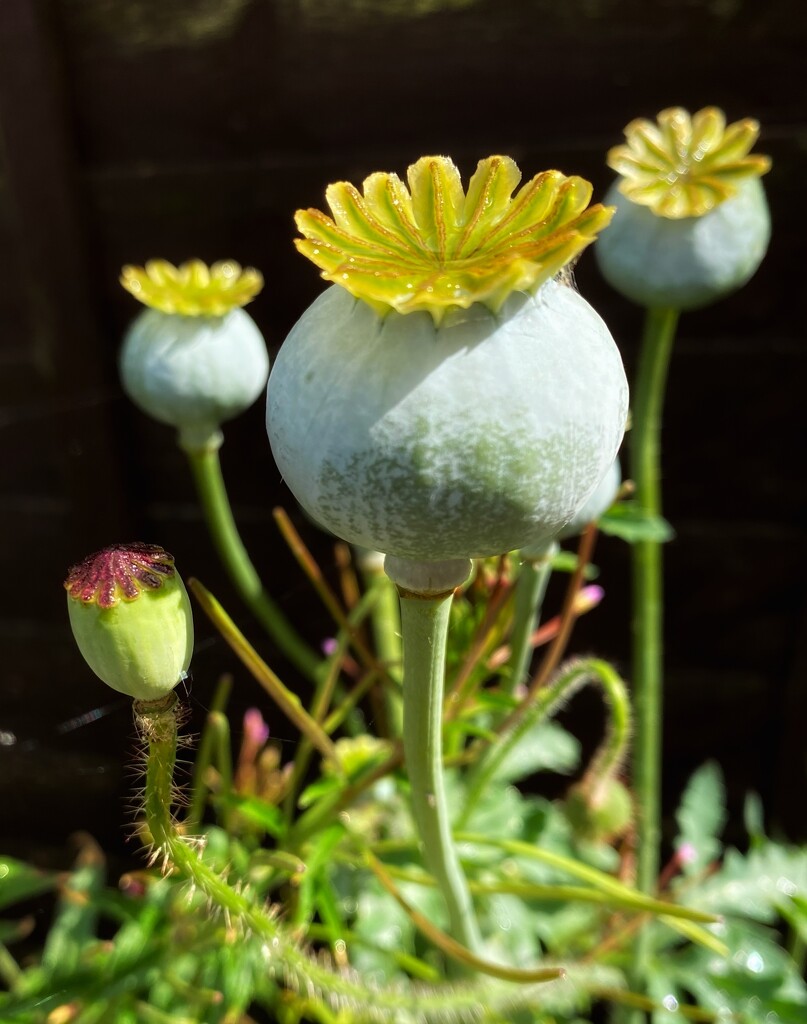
[
  {"x1": 132, "y1": 694, "x2": 580, "y2": 1023},
  {"x1": 457, "y1": 657, "x2": 632, "y2": 830}
]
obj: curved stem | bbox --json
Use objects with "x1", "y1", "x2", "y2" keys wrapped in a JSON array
[
  {"x1": 505, "y1": 542, "x2": 557, "y2": 696},
  {"x1": 457, "y1": 658, "x2": 631, "y2": 830},
  {"x1": 185, "y1": 445, "x2": 321, "y2": 682},
  {"x1": 189, "y1": 579, "x2": 338, "y2": 763},
  {"x1": 629, "y1": 305, "x2": 678, "y2": 1016},
  {"x1": 397, "y1": 583, "x2": 483, "y2": 956},
  {"x1": 133, "y1": 696, "x2": 557, "y2": 1021}
]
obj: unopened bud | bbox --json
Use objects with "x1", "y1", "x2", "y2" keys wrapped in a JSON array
[
  {"x1": 65, "y1": 543, "x2": 193, "y2": 702},
  {"x1": 564, "y1": 777, "x2": 633, "y2": 844}
]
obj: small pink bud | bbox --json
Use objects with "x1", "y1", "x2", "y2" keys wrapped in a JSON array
[
  {"x1": 243, "y1": 708, "x2": 270, "y2": 749},
  {"x1": 235, "y1": 708, "x2": 270, "y2": 795},
  {"x1": 676, "y1": 842, "x2": 698, "y2": 865},
  {"x1": 574, "y1": 584, "x2": 605, "y2": 613}
]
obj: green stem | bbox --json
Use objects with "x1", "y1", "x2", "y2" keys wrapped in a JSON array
[
  {"x1": 132, "y1": 694, "x2": 562, "y2": 1021},
  {"x1": 187, "y1": 674, "x2": 232, "y2": 831},
  {"x1": 505, "y1": 542, "x2": 557, "y2": 696},
  {"x1": 189, "y1": 578, "x2": 338, "y2": 764},
  {"x1": 398, "y1": 589, "x2": 483, "y2": 956},
  {"x1": 185, "y1": 445, "x2": 321, "y2": 682},
  {"x1": 457, "y1": 658, "x2": 631, "y2": 830},
  {"x1": 629, "y1": 306, "x2": 679, "y2": 998},
  {"x1": 283, "y1": 585, "x2": 380, "y2": 824},
  {"x1": 359, "y1": 554, "x2": 404, "y2": 736},
  {"x1": 0, "y1": 944, "x2": 21, "y2": 991}
]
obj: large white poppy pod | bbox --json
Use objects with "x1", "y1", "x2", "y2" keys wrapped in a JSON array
[
  {"x1": 596, "y1": 107, "x2": 771, "y2": 310},
  {"x1": 120, "y1": 260, "x2": 269, "y2": 451},
  {"x1": 267, "y1": 156, "x2": 629, "y2": 565}
]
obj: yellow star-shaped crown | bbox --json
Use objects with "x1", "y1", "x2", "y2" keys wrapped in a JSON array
[
  {"x1": 608, "y1": 106, "x2": 771, "y2": 219},
  {"x1": 295, "y1": 155, "x2": 613, "y2": 325},
  {"x1": 120, "y1": 259, "x2": 263, "y2": 316}
]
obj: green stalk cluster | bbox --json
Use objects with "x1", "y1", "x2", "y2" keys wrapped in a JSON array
[{"x1": 134, "y1": 696, "x2": 565, "y2": 1022}]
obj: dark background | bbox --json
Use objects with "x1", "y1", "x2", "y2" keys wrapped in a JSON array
[{"x1": 0, "y1": 0, "x2": 805, "y2": 872}]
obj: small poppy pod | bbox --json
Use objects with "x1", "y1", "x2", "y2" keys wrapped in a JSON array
[
  {"x1": 65, "y1": 543, "x2": 194, "y2": 702},
  {"x1": 596, "y1": 107, "x2": 771, "y2": 310},
  {"x1": 119, "y1": 260, "x2": 269, "y2": 450}
]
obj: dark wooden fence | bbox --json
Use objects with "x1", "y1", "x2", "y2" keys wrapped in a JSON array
[{"x1": 1, "y1": 0, "x2": 805, "y2": 862}]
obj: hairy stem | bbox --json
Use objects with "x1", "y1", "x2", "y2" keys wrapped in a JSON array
[
  {"x1": 457, "y1": 658, "x2": 631, "y2": 830},
  {"x1": 133, "y1": 694, "x2": 562, "y2": 1021}
]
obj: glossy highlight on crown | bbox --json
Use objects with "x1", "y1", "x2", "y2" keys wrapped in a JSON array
[
  {"x1": 294, "y1": 155, "x2": 613, "y2": 324},
  {"x1": 608, "y1": 106, "x2": 771, "y2": 219},
  {"x1": 64, "y1": 543, "x2": 176, "y2": 609},
  {"x1": 120, "y1": 259, "x2": 264, "y2": 316}
]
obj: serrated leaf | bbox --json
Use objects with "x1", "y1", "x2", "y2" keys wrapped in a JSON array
[
  {"x1": 488, "y1": 721, "x2": 581, "y2": 785},
  {"x1": 674, "y1": 761, "x2": 726, "y2": 875},
  {"x1": 599, "y1": 502, "x2": 675, "y2": 543},
  {"x1": 673, "y1": 918, "x2": 807, "y2": 1023},
  {"x1": 690, "y1": 841, "x2": 807, "y2": 921}
]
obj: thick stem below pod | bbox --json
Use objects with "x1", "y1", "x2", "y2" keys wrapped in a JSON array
[{"x1": 384, "y1": 555, "x2": 482, "y2": 958}]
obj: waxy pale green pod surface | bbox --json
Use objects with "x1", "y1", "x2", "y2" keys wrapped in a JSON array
[
  {"x1": 121, "y1": 307, "x2": 269, "y2": 450},
  {"x1": 596, "y1": 178, "x2": 770, "y2": 311},
  {"x1": 558, "y1": 458, "x2": 621, "y2": 540},
  {"x1": 267, "y1": 280, "x2": 628, "y2": 561},
  {"x1": 65, "y1": 544, "x2": 194, "y2": 702},
  {"x1": 596, "y1": 107, "x2": 771, "y2": 310},
  {"x1": 119, "y1": 260, "x2": 269, "y2": 450}
]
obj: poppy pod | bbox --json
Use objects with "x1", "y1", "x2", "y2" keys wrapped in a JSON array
[
  {"x1": 65, "y1": 543, "x2": 193, "y2": 702},
  {"x1": 267, "y1": 155, "x2": 629, "y2": 564},
  {"x1": 596, "y1": 107, "x2": 771, "y2": 310},
  {"x1": 120, "y1": 260, "x2": 269, "y2": 451}
]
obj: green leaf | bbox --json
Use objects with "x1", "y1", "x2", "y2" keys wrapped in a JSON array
[
  {"x1": 675, "y1": 919, "x2": 807, "y2": 1023},
  {"x1": 294, "y1": 824, "x2": 345, "y2": 928},
  {"x1": 217, "y1": 794, "x2": 284, "y2": 838},
  {"x1": 599, "y1": 501, "x2": 675, "y2": 543},
  {"x1": 0, "y1": 856, "x2": 58, "y2": 910},
  {"x1": 0, "y1": 917, "x2": 30, "y2": 944},
  {"x1": 298, "y1": 774, "x2": 343, "y2": 809},
  {"x1": 549, "y1": 550, "x2": 599, "y2": 578},
  {"x1": 744, "y1": 790, "x2": 767, "y2": 847},
  {"x1": 488, "y1": 721, "x2": 581, "y2": 785},
  {"x1": 42, "y1": 839, "x2": 106, "y2": 975},
  {"x1": 777, "y1": 894, "x2": 807, "y2": 946},
  {"x1": 691, "y1": 841, "x2": 807, "y2": 922},
  {"x1": 674, "y1": 761, "x2": 726, "y2": 876},
  {"x1": 647, "y1": 969, "x2": 686, "y2": 1024},
  {"x1": 473, "y1": 689, "x2": 520, "y2": 714}
]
